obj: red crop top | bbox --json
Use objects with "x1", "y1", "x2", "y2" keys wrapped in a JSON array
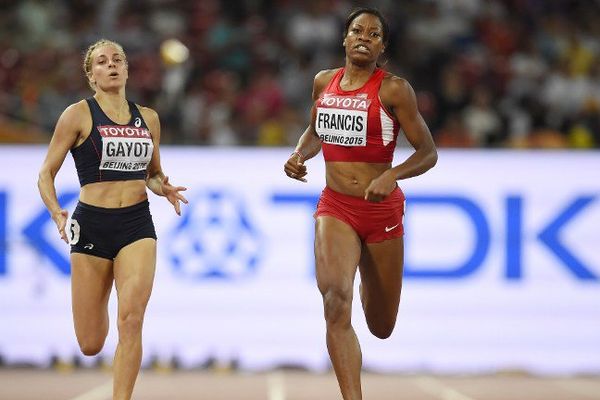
[{"x1": 315, "y1": 68, "x2": 400, "y2": 163}]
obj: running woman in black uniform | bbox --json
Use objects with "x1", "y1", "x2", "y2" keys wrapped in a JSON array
[{"x1": 37, "y1": 39, "x2": 188, "y2": 400}]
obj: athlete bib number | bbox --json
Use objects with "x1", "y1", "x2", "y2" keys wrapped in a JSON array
[
  {"x1": 98, "y1": 125, "x2": 154, "y2": 171},
  {"x1": 315, "y1": 93, "x2": 370, "y2": 147},
  {"x1": 100, "y1": 137, "x2": 153, "y2": 171}
]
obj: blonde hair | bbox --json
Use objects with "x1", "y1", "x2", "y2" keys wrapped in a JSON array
[{"x1": 82, "y1": 39, "x2": 127, "y2": 90}]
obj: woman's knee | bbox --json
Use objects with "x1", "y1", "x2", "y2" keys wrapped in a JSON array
[
  {"x1": 321, "y1": 287, "x2": 352, "y2": 326},
  {"x1": 366, "y1": 313, "x2": 397, "y2": 339},
  {"x1": 117, "y1": 309, "x2": 145, "y2": 339},
  {"x1": 78, "y1": 336, "x2": 106, "y2": 356}
]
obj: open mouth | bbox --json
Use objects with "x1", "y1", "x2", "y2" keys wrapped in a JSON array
[{"x1": 354, "y1": 44, "x2": 370, "y2": 54}]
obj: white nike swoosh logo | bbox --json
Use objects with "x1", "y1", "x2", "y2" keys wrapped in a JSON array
[{"x1": 385, "y1": 224, "x2": 399, "y2": 232}]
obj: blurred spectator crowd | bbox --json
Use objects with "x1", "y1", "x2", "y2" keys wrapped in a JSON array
[{"x1": 1, "y1": 0, "x2": 600, "y2": 148}]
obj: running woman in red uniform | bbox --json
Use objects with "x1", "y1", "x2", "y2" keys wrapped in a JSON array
[
  {"x1": 284, "y1": 8, "x2": 437, "y2": 400},
  {"x1": 38, "y1": 39, "x2": 187, "y2": 400}
]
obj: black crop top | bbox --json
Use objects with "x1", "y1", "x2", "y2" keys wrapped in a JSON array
[{"x1": 70, "y1": 98, "x2": 154, "y2": 187}]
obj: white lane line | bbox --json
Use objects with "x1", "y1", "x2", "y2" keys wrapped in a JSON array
[
  {"x1": 267, "y1": 371, "x2": 286, "y2": 400},
  {"x1": 67, "y1": 380, "x2": 112, "y2": 400},
  {"x1": 553, "y1": 380, "x2": 600, "y2": 399},
  {"x1": 415, "y1": 376, "x2": 476, "y2": 400}
]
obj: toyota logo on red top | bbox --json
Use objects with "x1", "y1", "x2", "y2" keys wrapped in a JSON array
[{"x1": 318, "y1": 94, "x2": 370, "y2": 111}]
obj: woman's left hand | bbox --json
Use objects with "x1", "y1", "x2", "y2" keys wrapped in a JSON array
[
  {"x1": 161, "y1": 176, "x2": 188, "y2": 215},
  {"x1": 364, "y1": 170, "x2": 397, "y2": 202}
]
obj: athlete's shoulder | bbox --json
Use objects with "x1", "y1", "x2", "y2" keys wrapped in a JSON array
[
  {"x1": 135, "y1": 104, "x2": 160, "y2": 137},
  {"x1": 380, "y1": 73, "x2": 415, "y2": 106},
  {"x1": 381, "y1": 72, "x2": 411, "y2": 92},
  {"x1": 66, "y1": 99, "x2": 90, "y2": 114},
  {"x1": 314, "y1": 68, "x2": 340, "y2": 82},
  {"x1": 50, "y1": 99, "x2": 91, "y2": 138},
  {"x1": 60, "y1": 99, "x2": 91, "y2": 124},
  {"x1": 136, "y1": 104, "x2": 159, "y2": 123},
  {"x1": 313, "y1": 68, "x2": 340, "y2": 100}
]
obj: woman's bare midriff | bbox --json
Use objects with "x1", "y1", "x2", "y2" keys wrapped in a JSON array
[
  {"x1": 325, "y1": 161, "x2": 392, "y2": 197},
  {"x1": 79, "y1": 180, "x2": 148, "y2": 208}
]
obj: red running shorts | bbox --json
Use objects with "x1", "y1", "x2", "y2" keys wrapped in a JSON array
[{"x1": 314, "y1": 186, "x2": 405, "y2": 243}]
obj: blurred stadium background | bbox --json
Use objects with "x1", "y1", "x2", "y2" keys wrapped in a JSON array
[
  {"x1": 3, "y1": 0, "x2": 600, "y2": 148},
  {"x1": 1, "y1": 0, "x2": 599, "y2": 399}
]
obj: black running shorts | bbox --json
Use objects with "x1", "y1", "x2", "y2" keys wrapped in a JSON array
[{"x1": 69, "y1": 200, "x2": 157, "y2": 260}]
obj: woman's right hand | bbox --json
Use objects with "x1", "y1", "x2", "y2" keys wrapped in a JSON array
[
  {"x1": 52, "y1": 209, "x2": 69, "y2": 243},
  {"x1": 284, "y1": 152, "x2": 308, "y2": 182}
]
